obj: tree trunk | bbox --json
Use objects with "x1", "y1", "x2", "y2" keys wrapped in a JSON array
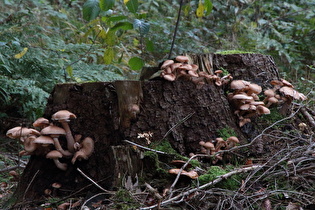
[{"x1": 10, "y1": 53, "x2": 280, "y2": 207}]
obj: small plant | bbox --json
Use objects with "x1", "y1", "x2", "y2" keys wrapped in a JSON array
[
  {"x1": 198, "y1": 165, "x2": 241, "y2": 190},
  {"x1": 217, "y1": 127, "x2": 237, "y2": 140}
]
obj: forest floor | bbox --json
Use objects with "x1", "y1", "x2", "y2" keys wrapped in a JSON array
[{"x1": 0, "y1": 105, "x2": 314, "y2": 209}]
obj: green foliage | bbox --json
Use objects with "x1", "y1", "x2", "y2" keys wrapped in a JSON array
[
  {"x1": 198, "y1": 166, "x2": 241, "y2": 190},
  {"x1": 217, "y1": 127, "x2": 237, "y2": 140},
  {"x1": 112, "y1": 189, "x2": 140, "y2": 210}
]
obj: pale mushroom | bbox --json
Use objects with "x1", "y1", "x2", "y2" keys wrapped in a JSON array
[
  {"x1": 52, "y1": 110, "x2": 77, "y2": 153},
  {"x1": 46, "y1": 150, "x2": 67, "y2": 171},
  {"x1": 71, "y1": 137, "x2": 94, "y2": 164},
  {"x1": 41, "y1": 125, "x2": 72, "y2": 157},
  {"x1": 175, "y1": 55, "x2": 189, "y2": 63},
  {"x1": 168, "y1": 168, "x2": 199, "y2": 179},
  {"x1": 33, "y1": 117, "x2": 50, "y2": 130},
  {"x1": 226, "y1": 136, "x2": 239, "y2": 149}
]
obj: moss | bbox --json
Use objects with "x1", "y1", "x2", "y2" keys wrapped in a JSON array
[
  {"x1": 217, "y1": 127, "x2": 237, "y2": 140},
  {"x1": 152, "y1": 140, "x2": 178, "y2": 154},
  {"x1": 215, "y1": 50, "x2": 255, "y2": 55},
  {"x1": 198, "y1": 166, "x2": 241, "y2": 190},
  {"x1": 112, "y1": 189, "x2": 140, "y2": 210}
]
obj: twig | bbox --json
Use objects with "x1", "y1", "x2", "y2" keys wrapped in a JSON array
[
  {"x1": 0, "y1": 165, "x2": 25, "y2": 173},
  {"x1": 168, "y1": 0, "x2": 184, "y2": 59},
  {"x1": 123, "y1": 140, "x2": 166, "y2": 154},
  {"x1": 167, "y1": 154, "x2": 207, "y2": 199},
  {"x1": 23, "y1": 170, "x2": 40, "y2": 200},
  {"x1": 300, "y1": 107, "x2": 315, "y2": 128},
  {"x1": 163, "y1": 112, "x2": 195, "y2": 140},
  {"x1": 77, "y1": 168, "x2": 114, "y2": 194},
  {"x1": 80, "y1": 192, "x2": 109, "y2": 210},
  {"x1": 217, "y1": 107, "x2": 302, "y2": 155},
  {"x1": 140, "y1": 165, "x2": 262, "y2": 209}
]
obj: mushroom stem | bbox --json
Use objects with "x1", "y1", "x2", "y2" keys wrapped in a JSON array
[
  {"x1": 53, "y1": 159, "x2": 68, "y2": 171},
  {"x1": 52, "y1": 137, "x2": 73, "y2": 157},
  {"x1": 60, "y1": 121, "x2": 75, "y2": 153}
]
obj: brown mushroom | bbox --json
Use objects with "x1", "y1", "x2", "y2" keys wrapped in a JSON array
[
  {"x1": 46, "y1": 150, "x2": 67, "y2": 171},
  {"x1": 52, "y1": 110, "x2": 77, "y2": 153},
  {"x1": 215, "y1": 138, "x2": 227, "y2": 152},
  {"x1": 6, "y1": 127, "x2": 40, "y2": 142},
  {"x1": 168, "y1": 168, "x2": 199, "y2": 179},
  {"x1": 226, "y1": 136, "x2": 239, "y2": 149},
  {"x1": 33, "y1": 117, "x2": 50, "y2": 130},
  {"x1": 71, "y1": 137, "x2": 94, "y2": 164},
  {"x1": 175, "y1": 55, "x2": 189, "y2": 63},
  {"x1": 161, "y1": 60, "x2": 174, "y2": 69},
  {"x1": 41, "y1": 125, "x2": 72, "y2": 157},
  {"x1": 199, "y1": 141, "x2": 215, "y2": 156}
]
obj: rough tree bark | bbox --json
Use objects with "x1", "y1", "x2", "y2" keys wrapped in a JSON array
[{"x1": 10, "y1": 53, "x2": 280, "y2": 207}]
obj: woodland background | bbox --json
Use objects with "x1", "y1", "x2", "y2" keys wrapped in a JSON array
[{"x1": 0, "y1": 0, "x2": 314, "y2": 209}]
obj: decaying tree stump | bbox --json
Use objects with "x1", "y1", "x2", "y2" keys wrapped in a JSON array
[{"x1": 10, "y1": 53, "x2": 281, "y2": 207}]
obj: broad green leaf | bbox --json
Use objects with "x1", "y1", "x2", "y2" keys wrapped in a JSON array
[
  {"x1": 133, "y1": 19, "x2": 150, "y2": 36},
  {"x1": 99, "y1": 0, "x2": 115, "y2": 12},
  {"x1": 110, "y1": 22, "x2": 133, "y2": 32},
  {"x1": 105, "y1": 30, "x2": 116, "y2": 46},
  {"x1": 107, "y1": 15, "x2": 128, "y2": 22},
  {"x1": 204, "y1": 0, "x2": 213, "y2": 15},
  {"x1": 14, "y1": 47, "x2": 28, "y2": 59},
  {"x1": 145, "y1": 38, "x2": 154, "y2": 52},
  {"x1": 66, "y1": 65, "x2": 73, "y2": 78},
  {"x1": 125, "y1": 0, "x2": 138, "y2": 13},
  {"x1": 83, "y1": 0, "x2": 101, "y2": 21},
  {"x1": 196, "y1": 1, "x2": 205, "y2": 18},
  {"x1": 104, "y1": 47, "x2": 115, "y2": 64},
  {"x1": 128, "y1": 57, "x2": 144, "y2": 71}
]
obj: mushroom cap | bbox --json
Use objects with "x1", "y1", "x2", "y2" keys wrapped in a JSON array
[
  {"x1": 33, "y1": 117, "x2": 50, "y2": 128},
  {"x1": 281, "y1": 79, "x2": 294, "y2": 88},
  {"x1": 232, "y1": 94, "x2": 253, "y2": 100},
  {"x1": 248, "y1": 83, "x2": 262, "y2": 94},
  {"x1": 163, "y1": 73, "x2": 176, "y2": 81},
  {"x1": 161, "y1": 60, "x2": 174, "y2": 69},
  {"x1": 168, "y1": 168, "x2": 198, "y2": 179},
  {"x1": 203, "y1": 142, "x2": 215, "y2": 150},
  {"x1": 46, "y1": 150, "x2": 63, "y2": 159},
  {"x1": 227, "y1": 136, "x2": 239, "y2": 143},
  {"x1": 268, "y1": 96, "x2": 279, "y2": 104},
  {"x1": 6, "y1": 127, "x2": 40, "y2": 139},
  {"x1": 41, "y1": 125, "x2": 66, "y2": 136},
  {"x1": 264, "y1": 89, "x2": 275, "y2": 97},
  {"x1": 256, "y1": 105, "x2": 270, "y2": 115},
  {"x1": 52, "y1": 182, "x2": 62, "y2": 189},
  {"x1": 279, "y1": 86, "x2": 301, "y2": 100},
  {"x1": 230, "y1": 80, "x2": 250, "y2": 90},
  {"x1": 250, "y1": 101, "x2": 265, "y2": 106},
  {"x1": 175, "y1": 55, "x2": 189, "y2": 63},
  {"x1": 214, "y1": 70, "x2": 223, "y2": 75},
  {"x1": 170, "y1": 160, "x2": 192, "y2": 169},
  {"x1": 52, "y1": 110, "x2": 77, "y2": 122},
  {"x1": 33, "y1": 135, "x2": 54, "y2": 145}
]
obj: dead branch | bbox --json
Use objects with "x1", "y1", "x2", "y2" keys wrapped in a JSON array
[
  {"x1": 140, "y1": 165, "x2": 262, "y2": 209},
  {"x1": 300, "y1": 107, "x2": 315, "y2": 128},
  {"x1": 77, "y1": 168, "x2": 114, "y2": 194}
]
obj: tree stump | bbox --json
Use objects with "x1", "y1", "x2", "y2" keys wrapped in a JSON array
[{"x1": 10, "y1": 53, "x2": 281, "y2": 207}]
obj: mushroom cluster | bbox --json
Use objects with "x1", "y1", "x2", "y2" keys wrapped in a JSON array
[
  {"x1": 159, "y1": 55, "x2": 233, "y2": 86},
  {"x1": 227, "y1": 80, "x2": 270, "y2": 127},
  {"x1": 264, "y1": 79, "x2": 307, "y2": 108},
  {"x1": 6, "y1": 110, "x2": 94, "y2": 171},
  {"x1": 198, "y1": 136, "x2": 239, "y2": 164}
]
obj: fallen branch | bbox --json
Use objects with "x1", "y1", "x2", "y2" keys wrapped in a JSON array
[
  {"x1": 300, "y1": 107, "x2": 315, "y2": 128},
  {"x1": 123, "y1": 139, "x2": 166, "y2": 154},
  {"x1": 168, "y1": 154, "x2": 208, "y2": 199},
  {"x1": 140, "y1": 165, "x2": 262, "y2": 209},
  {"x1": 77, "y1": 168, "x2": 114, "y2": 194}
]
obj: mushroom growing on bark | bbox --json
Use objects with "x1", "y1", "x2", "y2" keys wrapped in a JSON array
[
  {"x1": 41, "y1": 125, "x2": 72, "y2": 157},
  {"x1": 71, "y1": 137, "x2": 94, "y2": 164},
  {"x1": 52, "y1": 110, "x2": 77, "y2": 153},
  {"x1": 33, "y1": 117, "x2": 50, "y2": 130},
  {"x1": 46, "y1": 150, "x2": 67, "y2": 171}
]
